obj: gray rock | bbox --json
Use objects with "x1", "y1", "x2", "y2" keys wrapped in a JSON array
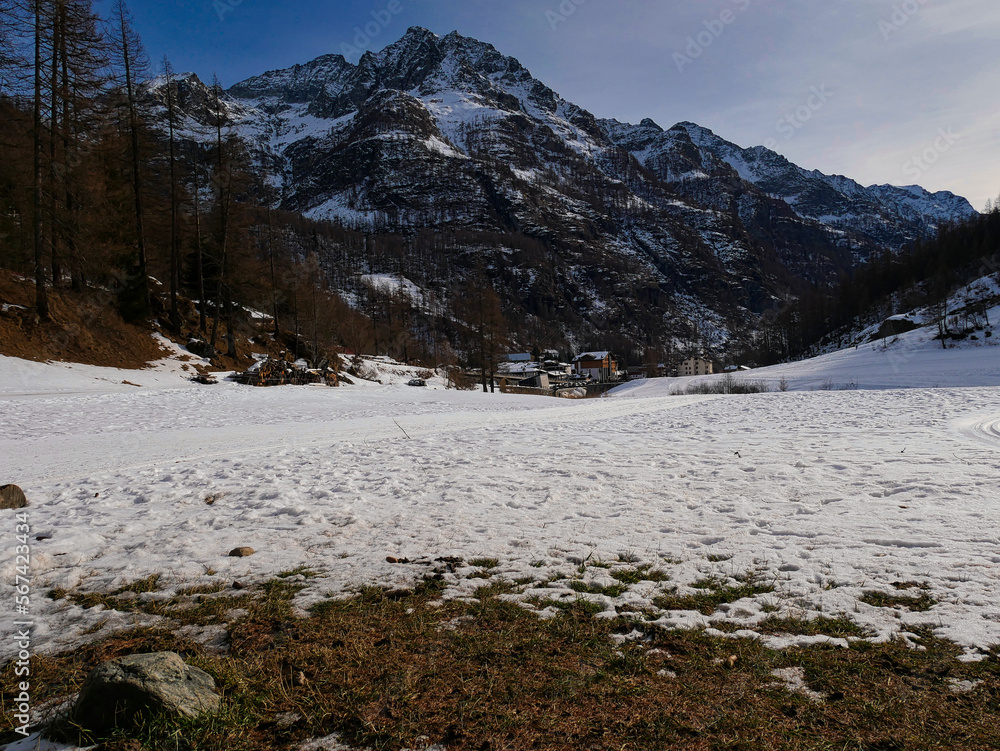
[
  {"x1": 0, "y1": 484, "x2": 27, "y2": 510},
  {"x1": 72, "y1": 651, "x2": 220, "y2": 733}
]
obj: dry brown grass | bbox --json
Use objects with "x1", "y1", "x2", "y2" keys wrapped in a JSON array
[
  {"x1": 0, "y1": 270, "x2": 171, "y2": 368},
  {"x1": 0, "y1": 270, "x2": 305, "y2": 374},
  {"x1": 3, "y1": 573, "x2": 999, "y2": 751}
]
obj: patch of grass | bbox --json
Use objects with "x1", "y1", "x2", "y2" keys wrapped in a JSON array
[
  {"x1": 44, "y1": 576, "x2": 277, "y2": 631},
  {"x1": 707, "y1": 554, "x2": 733, "y2": 563},
  {"x1": 468, "y1": 557, "x2": 499, "y2": 569},
  {"x1": 758, "y1": 615, "x2": 874, "y2": 639},
  {"x1": 475, "y1": 579, "x2": 517, "y2": 600},
  {"x1": 65, "y1": 575, "x2": 164, "y2": 612},
  {"x1": 568, "y1": 580, "x2": 628, "y2": 597},
  {"x1": 115, "y1": 574, "x2": 162, "y2": 595},
  {"x1": 176, "y1": 582, "x2": 228, "y2": 597},
  {"x1": 610, "y1": 565, "x2": 670, "y2": 585},
  {"x1": 275, "y1": 566, "x2": 321, "y2": 579},
  {"x1": 861, "y1": 589, "x2": 938, "y2": 612},
  {"x1": 653, "y1": 572, "x2": 775, "y2": 615},
  {"x1": 532, "y1": 596, "x2": 606, "y2": 618}
]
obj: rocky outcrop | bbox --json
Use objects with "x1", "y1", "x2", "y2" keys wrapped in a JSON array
[
  {"x1": 72, "y1": 652, "x2": 220, "y2": 733},
  {"x1": 138, "y1": 27, "x2": 978, "y2": 350}
]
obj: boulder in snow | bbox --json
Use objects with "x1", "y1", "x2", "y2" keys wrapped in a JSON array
[
  {"x1": 71, "y1": 651, "x2": 220, "y2": 733},
  {"x1": 869, "y1": 317, "x2": 920, "y2": 342},
  {"x1": 0, "y1": 484, "x2": 27, "y2": 510}
]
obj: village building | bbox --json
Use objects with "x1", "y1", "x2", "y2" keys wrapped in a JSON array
[
  {"x1": 497, "y1": 359, "x2": 549, "y2": 391},
  {"x1": 573, "y1": 351, "x2": 620, "y2": 382},
  {"x1": 680, "y1": 357, "x2": 714, "y2": 376}
]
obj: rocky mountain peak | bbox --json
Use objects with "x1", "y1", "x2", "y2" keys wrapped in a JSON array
[{"x1": 141, "y1": 27, "x2": 981, "y2": 352}]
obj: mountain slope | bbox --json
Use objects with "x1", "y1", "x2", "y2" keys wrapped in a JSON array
[
  {"x1": 601, "y1": 119, "x2": 975, "y2": 258},
  {"x1": 142, "y1": 27, "x2": 977, "y2": 355}
]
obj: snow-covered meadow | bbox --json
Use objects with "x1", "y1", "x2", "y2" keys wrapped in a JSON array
[{"x1": 2, "y1": 332, "x2": 999, "y2": 665}]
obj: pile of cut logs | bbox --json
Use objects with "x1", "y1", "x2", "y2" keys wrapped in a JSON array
[{"x1": 232, "y1": 357, "x2": 338, "y2": 387}]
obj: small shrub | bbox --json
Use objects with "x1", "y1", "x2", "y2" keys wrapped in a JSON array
[{"x1": 679, "y1": 373, "x2": 771, "y2": 395}]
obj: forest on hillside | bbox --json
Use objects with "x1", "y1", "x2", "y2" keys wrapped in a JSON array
[{"x1": 747, "y1": 204, "x2": 1000, "y2": 364}]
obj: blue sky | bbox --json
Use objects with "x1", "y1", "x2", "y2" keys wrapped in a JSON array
[{"x1": 123, "y1": 0, "x2": 1000, "y2": 210}]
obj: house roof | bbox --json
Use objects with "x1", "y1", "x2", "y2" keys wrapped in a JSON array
[
  {"x1": 498, "y1": 362, "x2": 540, "y2": 376},
  {"x1": 574, "y1": 351, "x2": 612, "y2": 362}
]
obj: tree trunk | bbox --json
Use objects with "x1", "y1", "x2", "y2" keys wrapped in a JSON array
[
  {"x1": 32, "y1": 0, "x2": 49, "y2": 321},
  {"x1": 60, "y1": 9, "x2": 83, "y2": 293},
  {"x1": 165, "y1": 63, "x2": 180, "y2": 335},
  {"x1": 120, "y1": 5, "x2": 149, "y2": 317},
  {"x1": 268, "y1": 207, "x2": 279, "y2": 337},
  {"x1": 192, "y1": 144, "x2": 206, "y2": 333},
  {"x1": 48, "y1": 1, "x2": 61, "y2": 288}
]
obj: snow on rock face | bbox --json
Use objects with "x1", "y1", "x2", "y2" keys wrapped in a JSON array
[
  {"x1": 602, "y1": 119, "x2": 977, "y2": 257},
  {"x1": 2, "y1": 344, "x2": 1000, "y2": 663},
  {"x1": 138, "y1": 26, "x2": 980, "y2": 350}
]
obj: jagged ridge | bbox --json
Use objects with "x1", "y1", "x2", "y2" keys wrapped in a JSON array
[{"x1": 142, "y1": 26, "x2": 978, "y2": 353}]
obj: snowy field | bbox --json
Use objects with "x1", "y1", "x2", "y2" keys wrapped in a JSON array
[{"x1": 2, "y1": 334, "x2": 1000, "y2": 670}]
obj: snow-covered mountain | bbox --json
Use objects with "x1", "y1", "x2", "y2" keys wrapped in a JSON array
[
  {"x1": 603, "y1": 118, "x2": 974, "y2": 251},
  {"x1": 144, "y1": 27, "x2": 978, "y2": 352}
]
